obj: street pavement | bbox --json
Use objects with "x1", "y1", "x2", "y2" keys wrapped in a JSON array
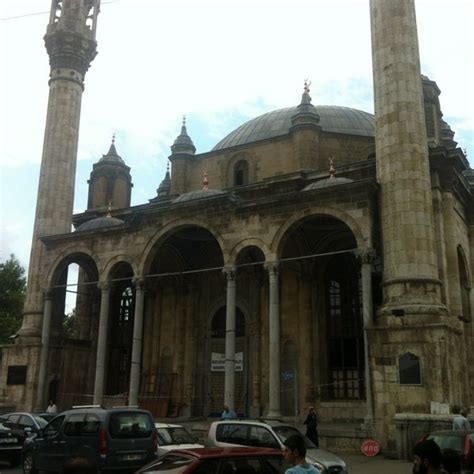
[{"x1": 342, "y1": 452, "x2": 412, "y2": 474}]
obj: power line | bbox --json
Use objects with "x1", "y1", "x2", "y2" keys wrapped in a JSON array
[{"x1": 0, "y1": 2, "x2": 116, "y2": 21}]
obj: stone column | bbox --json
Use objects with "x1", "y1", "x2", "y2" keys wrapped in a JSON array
[
  {"x1": 265, "y1": 262, "x2": 281, "y2": 418},
  {"x1": 35, "y1": 291, "x2": 53, "y2": 411},
  {"x1": 359, "y1": 249, "x2": 375, "y2": 427},
  {"x1": 93, "y1": 282, "x2": 110, "y2": 406},
  {"x1": 19, "y1": 1, "x2": 100, "y2": 341},
  {"x1": 223, "y1": 267, "x2": 237, "y2": 409},
  {"x1": 129, "y1": 279, "x2": 146, "y2": 406},
  {"x1": 370, "y1": 0, "x2": 441, "y2": 311}
]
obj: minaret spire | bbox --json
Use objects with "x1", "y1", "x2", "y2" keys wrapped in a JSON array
[{"x1": 19, "y1": 0, "x2": 101, "y2": 345}]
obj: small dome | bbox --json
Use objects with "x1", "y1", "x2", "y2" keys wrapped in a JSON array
[
  {"x1": 303, "y1": 177, "x2": 354, "y2": 191},
  {"x1": 173, "y1": 189, "x2": 226, "y2": 203},
  {"x1": 213, "y1": 106, "x2": 374, "y2": 151},
  {"x1": 99, "y1": 139, "x2": 125, "y2": 165},
  {"x1": 76, "y1": 216, "x2": 124, "y2": 232}
]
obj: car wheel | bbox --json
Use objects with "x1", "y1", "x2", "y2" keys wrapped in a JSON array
[{"x1": 23, "y1": 452, "x2": 38, "y2": 474}]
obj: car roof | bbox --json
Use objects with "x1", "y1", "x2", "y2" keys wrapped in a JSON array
[
  {"x1": 165, "y1": 447, "x2": 283, "y2": 459},
  {"x1": 155, "y1": 423, "x2": 183, "y2": 428},
  {"x1": 212, "y1": 419, "x2": 289, "y2": 427}
]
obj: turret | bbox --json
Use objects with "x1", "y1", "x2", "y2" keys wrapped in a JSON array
[
  {"x1": 87, "y1": 136, "x2": 133, "y2": 211},
  {"x1": 169, "y1": 117, "x2": 196, "y2": 195}
]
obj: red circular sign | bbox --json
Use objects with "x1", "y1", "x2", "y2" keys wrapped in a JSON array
[{"x1": 361, "y1": 439, "x2": 381, "y2": 457}]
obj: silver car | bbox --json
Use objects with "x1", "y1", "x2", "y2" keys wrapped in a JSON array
[
  {"x1": 155, "y1": 423, "x2": 204, "y2": 456},
  {"x1": 208, "y1": 419, "x2": 347, "y2": 474}
]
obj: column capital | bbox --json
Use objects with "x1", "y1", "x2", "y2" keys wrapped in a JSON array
[
  {"x1": 132, "y1": 277, "x2": 147, "y2": 291},
  {"x1": 97, "y1": 281, "x2": 110, "y2": 292},
  {"x1": 43, "y1": 289, "x2": 54, "y2": 301},
  {"x1": 264, "y1": 261, "x2": 279, "y2": 276},
  {"x1": 223, "y1": 266, "x2": 236, "y2": 281},
  {"x1": 355, "y1": 248, "x2": 376, "y2": 265}
]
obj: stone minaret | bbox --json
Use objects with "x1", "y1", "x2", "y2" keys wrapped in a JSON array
[
  {"x1": 18, "y1": 0, "x2": 100, "y2": 340},
  {"x1": 370, "y1": 0, "x2": 442, "y2": 314}
]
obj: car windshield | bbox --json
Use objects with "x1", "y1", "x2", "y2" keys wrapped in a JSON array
[
  {"x1": 428, "y1": 434, "x2": 465, "y2": 452},
  {"x1": 157, "y1": 427, "x2": 194, "y2": 445},
  {"x1": 273, "y1": 426, "x2": 317, "y2": 449}
]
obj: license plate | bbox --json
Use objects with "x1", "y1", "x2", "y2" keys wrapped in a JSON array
[
  {"x1": 0, "y1": 438, "x2": 17, "y2": 444},
  {"x1": 123, "y1": 454, "x2": 142, "y2": 461}
]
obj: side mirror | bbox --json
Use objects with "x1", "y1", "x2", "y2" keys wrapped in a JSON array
[{"x1": 24, "y1": 427, "x2": 32, "y2": 435}]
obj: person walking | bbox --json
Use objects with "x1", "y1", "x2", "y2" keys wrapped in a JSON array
[
  {"x1": 283, "y1": 434, "x2": 320, "y2": 474},
  {"x1": 452, "y1": 407, "x2": 471, "y2": 430},
  {"x1": 303, "y1": 406, "x2": 319, "y2": 447}
]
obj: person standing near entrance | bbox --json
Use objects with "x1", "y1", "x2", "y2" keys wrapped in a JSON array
[
  {"x1": 303, "y1": 406, "x2": 319, "y2": 447},
  {"x1": 221, "y1": 404, "x2": 237, "y2": 420},
  {"x1": 46, "y1": 400, "x2": 58, "y2": 414}
]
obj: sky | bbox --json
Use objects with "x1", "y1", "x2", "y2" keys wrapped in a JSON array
[{"x1": 1, "y1": 0, "x2": 473, "y2": 272}]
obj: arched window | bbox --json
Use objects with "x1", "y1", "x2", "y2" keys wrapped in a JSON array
[{"x1": 233, "y1": 160, "x2": 249, "y2": 186}]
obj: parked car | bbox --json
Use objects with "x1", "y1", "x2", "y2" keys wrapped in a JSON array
[
  {"x1": 208, "y1": 419, "x2": 348, "y2": 474},
  {"x1": 0, "y1": 421, "x2": 22, "y2": 467},
  {"x1": 0, "y1": 412, "x2": 49, "y2": 445},
  {"x1": 155, "y1": 423, "x2": 204, "y2": 455},
  {"x1": 22, "y1": 405, "x2": 157, "y2": 473},
  {"x1": 135, "y1": 447, "x2": 287, "y2": 473},
  {"x1": 424, "y1": 429, "x2": 474, "y2": 473}
]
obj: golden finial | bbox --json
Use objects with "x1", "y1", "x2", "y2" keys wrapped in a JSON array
[
  {"x1": 304, "y1": 79, "x2": 311, "y2": 94},
  {"x1": 329, "y1": 157, "x2": 336, "y2": 178},
  {"x1": 182, "y1": 115, "x2": 186, "y2": 126},
  {"x1": 112, "y1": 133, "x2": 115, "y2": 144},
  {"x1": 107, "y1": 201, "x2": 112, "y2": 218},
  {"x1": 203, "y1": 171, "x2": 209, "y2": 190}
]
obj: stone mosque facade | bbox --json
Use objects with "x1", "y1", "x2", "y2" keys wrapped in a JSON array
[{"x1": 1, "y1": 0, "x2": 473, "y2": 453}]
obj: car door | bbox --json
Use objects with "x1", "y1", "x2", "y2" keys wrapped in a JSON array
[
  {"x1": 248, "y1": 426, "x2": 280, "y2": 449},
  {"x1": 35, "y1": 414, "x2": 66, "y2": 471}
]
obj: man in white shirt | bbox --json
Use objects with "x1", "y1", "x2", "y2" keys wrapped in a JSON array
[{"x1": 452, "y1": 407, "x2": 471, "y2": 430}]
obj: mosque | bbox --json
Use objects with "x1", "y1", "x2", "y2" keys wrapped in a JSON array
[{"x1": 1, "y1": 0, "x2": 473, "y2": 453}]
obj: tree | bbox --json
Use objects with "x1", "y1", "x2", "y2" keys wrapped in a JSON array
[{"x1": 0, "y1": 254, "x2": 26, "y2": 344}]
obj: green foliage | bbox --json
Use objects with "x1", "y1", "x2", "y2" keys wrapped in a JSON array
[
  {"x1": 0, "y1": 254, "x2": 26, "y2": 344},
  {"x1": 63, "y1": 308, "x2": 76, "y2": 338}
]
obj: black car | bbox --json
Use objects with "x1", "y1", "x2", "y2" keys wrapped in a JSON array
[
  {"x1": 22, "y1": 405, "x2": 157, "y2": 473},
  {"x1": 425, "y1": 430, "x2": 474, "y2": 473},
  {"x1": 0, "y1": 412, "x2": 49, "y2": 445},
  {"x1": 0, "y1": 421, "x2": 22, "y2": 467}
]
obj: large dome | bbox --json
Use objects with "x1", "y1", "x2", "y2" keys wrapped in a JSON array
[{"x1": 213, "y1": 105, "x2": 374, "y2": 151}]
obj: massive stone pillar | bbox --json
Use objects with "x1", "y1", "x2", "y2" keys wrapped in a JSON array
[
  {"x1": 370, "y1": 0, "x2": 442, "y2": 315},
  {"x1": 19, "y1": 0, "x2": 100, "y2": 341}
]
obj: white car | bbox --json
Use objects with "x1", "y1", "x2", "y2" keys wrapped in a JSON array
[
  {"x1": 155, "y1": 423, "x2": 204, "y2": 456},
  {"x1": 207, "y1": 419, "x2": 348, "y2": 474}
]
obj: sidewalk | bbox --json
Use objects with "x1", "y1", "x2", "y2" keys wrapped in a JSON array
[{"x1": 341, "y1": 452, "x2": 412, "y2": 474}]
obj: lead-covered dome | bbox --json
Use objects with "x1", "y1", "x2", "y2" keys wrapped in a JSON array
[{"x1": 213, "y1": 106, "x2": 374, "y2": 151}]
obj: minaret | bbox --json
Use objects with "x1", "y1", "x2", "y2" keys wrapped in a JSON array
[
  {"x1": 370, "y1": 0, "x2": 442, "y2": 312},
  {"x1": 18, "y1": 0, "x2": 100, "y2": 340}
]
